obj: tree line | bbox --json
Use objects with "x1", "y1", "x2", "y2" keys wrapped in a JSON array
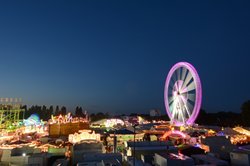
[
  {"x1": 193, "y1": 100, "x2": 250, "y2": 127},
  {"x1": 128, "y1": 100, "x2": 250, "y2": 127},
  {"x1": 21, "y1": 105, "x2": 111, "y2": 122},
  {"x1": 20, "y1": 100, "x2": 250, "y2": 127},
  {"x1": 22, "y1": 105, "x2": 85, "y2": 121}
]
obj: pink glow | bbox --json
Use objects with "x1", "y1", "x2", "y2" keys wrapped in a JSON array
[{"x1": 162, "y1": 130, "x2": 186, "y2": 139}]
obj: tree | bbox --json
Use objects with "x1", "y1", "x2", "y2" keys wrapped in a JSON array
[
  {"x1": 42, "y1": 105, "x2": 46, "y2": 111},
  {"x1": 79, "y1": 107, "x2": 83, "y2": 116},
  {"x1": 90, "y1": 112, "x2": 109, "y2": 122},
  {"x1": 61, "y1": 106, "x2": 67, "y2": 115},
  {"x1": 49, "y1": 105, "x2": 53, "y2": 114},
  {"x1": 196, "y1": 109, "x2": 207, "y2": 125},
  {"x1": 75, "y1": 106, "x2": 84, "y2": 117},
  {"x1": 75, "y1": 106, "x2": 79, "y2": 117},
  {"x1": 241, "y1": 100, "x2": 250, "y2": 126},
  {"x1": 55, "y1": 105, "x2": 60, "y2": 116}
]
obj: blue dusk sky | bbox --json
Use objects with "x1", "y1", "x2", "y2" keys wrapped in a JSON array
[{"x1": 0, "y1": 1, "x2": 249, "y2": 114}]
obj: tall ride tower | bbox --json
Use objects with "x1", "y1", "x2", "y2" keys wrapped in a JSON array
[{"x1": 0, "y1": 98, "x2": 25, "y2": 129}]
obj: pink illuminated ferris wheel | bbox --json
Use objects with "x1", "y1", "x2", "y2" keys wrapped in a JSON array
[{"x1": 164, "y1": 62, "x2": 202, "y2": 126}]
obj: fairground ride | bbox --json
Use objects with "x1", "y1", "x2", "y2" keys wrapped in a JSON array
[
  {"x1": 164, "y1": 62, "x2": 202, "y2": 126},
  {"x1": 0, "y1": 98, "x2": 25, "y2": 129}
]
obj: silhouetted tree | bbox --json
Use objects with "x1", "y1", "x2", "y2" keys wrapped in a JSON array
[
  {"x1": 41, "y1": 105, "x2": 47, "y2": 120},
  {"x1": 75, "y1": 106, "x2": 84, "y2": 117},
  {"x1": 75, "y1": 106, "x2": 79, "y2": 116},
  {"x1": 55, "y1": 105, "x2": 60, "y2": 116},
  {"x1": 42, "y1": 105, "x2": 46, "y2": 111},
  {"x1": 196, "y1": 109, "x2": 207, "y2": 125},
  {"x1": 241, "y1": 100, "x2": 250, "y2": 126},
  {"x1": 90, "y1": 112, "x2": 109, "y2": 122},
  {"x1": 79, "y1": 107, "x2": 83, "y2": 116},
  {"x1": 61, "y1": 106, "x2": 67, "y2": 115},
  {"x1": 49, "y1": 105, "x2": 53, "y2": 115}
]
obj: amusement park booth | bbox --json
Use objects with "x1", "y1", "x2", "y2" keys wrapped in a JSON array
[{"x1": 49, "y1": 121, "x2": 89, "y2": 137}]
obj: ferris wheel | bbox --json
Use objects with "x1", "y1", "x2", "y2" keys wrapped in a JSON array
[{"x1": 164, "y1": 62, "x2": 202, "y2": 126}]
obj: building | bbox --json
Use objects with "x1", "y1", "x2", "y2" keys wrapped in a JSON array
[
  {"x1": 0, "y1": 148, "x2": 29, "y2": 166},
  {"x1": 107, "y1": 128, "x2": 145, "y2": 152},
  {"x1": 28, "y1": 153, "x2": 50, "y2": 166},
  {"x1": 76, "y1": 153, "x2": 122, "y2": 166},
  {"x1": 48, "y1": 146, "x2": 67, "y2": 156},
  {"x1": 124, "y1": 141, "x2": 177, "y2": 160},
  {"x1": 49, "y1": 121, "x2": 89, "y2": 137},
  {"x1": 0, "y1": 146, "x2": 42, "y2": 166},
  {"x1": 201, "y1": 136, "x2": 236, "y2": 160},
  {"x1": 230, "y1": 145, "x2": 250, "y2": 166},
  {"x1": 192, "y1": 154, "x2": 228, "y2": 166},
  {"x1": 52, "y1": 158, "x2": 70, "y2": 166},
  {"x1": 141, "y1": 154, "x2": 154, "y2": 165},
  {"x1": 71, "y1": 141, "x2": 103, "y2": 165},
  {"x1": 154, "y1": 152, "x2": 194, "y2": 166}
]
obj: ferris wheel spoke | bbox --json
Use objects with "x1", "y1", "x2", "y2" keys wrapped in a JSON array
[
  {"x1": 178, "y1": 80, "x2": 183, "y2": 91},
  {"x1": 171, "y1": 72, "x2": 177, "y2": 83},
  {"x1": 187, "y1": 100, "x2": 195, "y2": 110},
  {"x1": 174, "y1": 82, "x2": 179, "y2": 91},
  {"x1": 170, "y1": 77, "x2": 176, "y2": 87},
  {"x1": 182, "y1": 71, "x2": 192, "y2": 88},
  {"x1": 175, "y1": 70, "x2": 179, "y2": 81},
  {"x1": 188, "y1": 93, "x2": 196, "y2": 102},
  {"x1": 169, "y1": 98, "x2": 177, "y2": 112},
  {"x1": 168, "y1": 83, "x2": 174, "y2": 92},
  {"x1": 174, "y1": 99, "x2": 181, "y2": 120},
  {"x1": 172, "y1": 110, "x2": 176, "y2": 121},
  {"x1": 177, "y1": 68, "x2": 181, "y2": 81},
  {"x1": 171, "y1": 103, "x2": 177, "y2": 120},
  {"x1": 175, "y1": 101, "x2": 180, "y2": 120},
  {"x1": 186, "y1": 78, "x2": 194, "y2": 87},
  {"x1": 182, "y1": 78, "x2": 195, "y2": 93},
  {"x1": 169, "y1": 101, "x2": 174, "y2": 112},
  {"x1": 180, "y1": 108, "x2": 186, "y2": 124},
  {"x1": 182, "y1": 69, "x2": 189, "y2": 84},
  {"x1": 184, "y1": 104, "x2": 191, "y2": 119},
  {"x1": 186, "y1": 81, "x2": 196, "y2": 92},
  {"x1": 187, "y1": 101, "x2": 194, "y2": 115},
  {"x1": 177, "y1": 97, "x2": 186, "y2": 123},
  {"x1": 168, "y1": 97, "x2": 175, "y2": 106},
  {"x1": 181, "y1": 67, "x2": 187, "y2": 81},
  {"x1": 170, "y1": 79, "x2": 175, "y2": 88},
  {"x1": 180, "y1": 88, "x2": 187, "y2": 93},
  {"x1": 179, "y1": 95, "x2": 191, "y2": 118}
]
